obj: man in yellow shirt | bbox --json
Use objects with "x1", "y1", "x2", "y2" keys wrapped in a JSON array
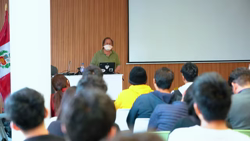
[{"x1": 114, "y1": 66, "x2": 153, "y2": 109}]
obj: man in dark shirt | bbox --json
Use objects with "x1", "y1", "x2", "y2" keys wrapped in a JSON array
[{"x1": 4, "y1": 88, "x2": 64, "y2": 141}]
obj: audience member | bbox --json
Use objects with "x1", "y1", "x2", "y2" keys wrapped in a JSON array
[
  {"x1": 61, "y1": 89, "x2": 116, "y2": 141},
  {"x1": 227, "y1": 69, "x2": 250, "y2": 129},
  {"x1": 111, "y1": 132, "x2": 164, "y2": 141},
  {"x1": 172, "y1": 62, "x2": 198, "y2": 97},
  {"x1": 47, "y1": 86, "x2": 76, "y2": 137},
  {"x1": 169, "y1": 72, "x2": 250, "y2": 141},
  {"x1": 77, "y1": 75, "x2": 107, "y2": 92},
  {"x1": 171, "y1": 85, "x2": 200, "y2": 131},
  {"x1": 228, "y1": 67, "x2": 248, "y2": 88},
  {"x1": 148, "y1": 101, "x2": 188, "y2": 131},
  {"x1": 115, "y1": 66, "x2": 153, "y2": 109},
  {"x1": 82, "y1": 65, "x2": 103, "y2": 79},
  {"x1": 4, "y1": 88, "x2": 64, "y2": 141},
  {"x1": 126, "y1": 67, "x2": 174, "y2": 130},
  {"x1": 51, "y1": 74, "x2": 70, "y2": 117}
]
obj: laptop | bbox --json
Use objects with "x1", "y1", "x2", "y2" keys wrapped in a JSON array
[{"x1": 99, "y1": 62, "x2": 115, "y2": 74}]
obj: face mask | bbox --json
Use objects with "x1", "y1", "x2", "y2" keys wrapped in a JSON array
[{"x1": 104, "y1": 45, "x2": 113, "y2": 51}]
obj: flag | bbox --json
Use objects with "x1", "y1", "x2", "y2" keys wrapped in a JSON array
[{"x1": 0, "y1": 10, "x2": 10, "y2": 101}]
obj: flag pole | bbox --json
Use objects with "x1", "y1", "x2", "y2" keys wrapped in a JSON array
[{"x1": 5, "y1": 4, "x2": 7, "y2": 11}]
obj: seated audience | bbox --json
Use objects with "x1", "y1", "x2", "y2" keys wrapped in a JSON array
[
  {"x1": 171, "y1": 85, "x2": 200, "y2": 131},
  {"x1": 172, "y1": 62, "x2": 198, "y2": 97},
  {"x1": 111, "y1": 132, "x2": 164, "y2": 141},
  {"x1": 4, "y1": 88, "x2": 64, "y2": 141},
  {"x1": 169, "y1": 72, "x2": 250, "y2": 141},
  {"x1": 227, "y1": 69, "x2": 250, "y2": 129},
  {"x1": 47, "y1": 86, "x2": 76, "y2": 137},
  {"x1": 148, "y1": 101, "x2": 188, "y2": 131},
  {"x1": 115, "y1": 66, "x2": 153, "y2": 109},
  {"x1": 82, "y1": 65, "x2": 103, "y2": 79},
  {"x1": 77, "y1": 75, "x2": 107, "y2": 92},
  {"x1": 51, "y1": 74, "x2": 70, "y2": 117},
  {"x1": 228, "y1": 67, "x2": 248, "y2": 91},
  {"x1": 61, "y1": 89, "x2": 116, "y2": 141},
  {"x1": 126, "y1": 67, "x2": 174, "y2": 130}
]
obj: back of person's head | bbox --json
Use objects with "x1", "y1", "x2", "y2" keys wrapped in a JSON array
[
  {"x1": 4, "y1": 88, "x2": 45, "y2": 131},
  {"x1": 52, "y1": 74, "x2": 70, "y2": 113},
  {"x1": 82, "y1": 65, "x2": 103, "y2": 79},
  {"x1": 129, "y1": 66, "x2": 147, "y2": 85},
  {"x1": 192, "y1": 72, "x2": 231, "y2": 122},
  {"x1": 61, "y1": 89, "x2": 116, "y2": 141},
  {"x1": 181, "y1": 62, "x2": 198, "y2": 82},
  {"x1": 183, "y1": 85, "x2": 196, "y2": 116},
  {"x1": 111, "y1": 132, "x2": 164, "y2": 141},
  {"x1": 231, "y1": 68, "x2": 250, "y2": 87},
  {"x1": 77, "y1": 75, "x2": 107, "y2": 92},
  {"x1": 57, "y1": 86, "x2": 76, "y2": 120},
  {"x1": 228, "y1": 67, "x2": 248, "y2": 87},
  {"x1": 154, "y1": 67, "x2": 174, "y2": 89}
]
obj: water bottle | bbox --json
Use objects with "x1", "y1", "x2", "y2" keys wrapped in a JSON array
[{"x1": 80, "y1": 63, "x2": 84, "y2": 73}]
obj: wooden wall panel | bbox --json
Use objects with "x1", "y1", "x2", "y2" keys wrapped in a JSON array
[
  {"x1": 51, "y1": 0, "x2": 249, "y2": 90},
  {"x1": 0, "y1": 0, "x2": 8, "y2": 27}
]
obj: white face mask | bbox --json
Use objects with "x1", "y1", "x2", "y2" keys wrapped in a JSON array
[{"x1": 103, "y1": 45, "x2": 113, "y2": 51}]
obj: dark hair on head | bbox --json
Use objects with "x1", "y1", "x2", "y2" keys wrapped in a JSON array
[
  {"x1": 192, "y1": 72, "x2": 231, "y2": 122},
  {"x1": 57, "y1": 86, "x2": 76, "y2": 120},
  {"x1": 154, "y1": 67, "x2": 174, "y2": 89},
  {"x1": 183, "y1": 85, "x2": 196, "y2": 116},
  {"x1": 229, "y1": 67, "x2": 250, "y2": 87},
  {"x1": 52, "y1": 74, "x2": 69, "y2": 113},
  {"x1": 4, "y1": 88, "x2": 45, "y2": 131},
  {"x1": 61, "y1": 89, "x2": 116, "y2": 141},
  {"x1": 102, "y1": 37, "x2": 113, "y2": 46},
  {"x1": 111, "y1": 132, "x2": 164, "y2": 141},
  {"x1": 77, "y1": 75, "x2": 107, "y2": 93},
  {"x1": 82, "y1": 65, "x2": 103, "y2": 79},
  {"x1": 181, "y1": 62, "x2": 198, "y2": 82}
]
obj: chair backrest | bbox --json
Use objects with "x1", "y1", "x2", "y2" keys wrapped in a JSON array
[
  {"x1": 115, "y1": 109, "x2": 130, "y2": 131},
  {"x1": 152, "y1": 131, "x2": 170, "y2": 140},
  {"x1": 234, "y1": 129, "x2": 250, "y2": 137},
  {"x1": 133, "y1": 118, "x2": 150, "y2": 133},
  {"x1": 46, "y1": 116, "x2": 58, "y2": 128}
]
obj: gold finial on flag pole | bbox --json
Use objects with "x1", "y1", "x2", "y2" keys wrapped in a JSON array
[{"x1": 5, "y1": 4, "x2": 7, "y2": 11}]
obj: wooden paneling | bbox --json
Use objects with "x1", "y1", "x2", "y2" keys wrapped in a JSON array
[
  {"x1": 0, "y1": 0, "x2": 8, "y2": 27},
  {"x1": 51, "y1": 0, "x2": 249, "y2": 90}
]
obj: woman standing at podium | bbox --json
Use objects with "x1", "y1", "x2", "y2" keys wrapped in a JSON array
[{"x1": 90, "y1": 37, "x2": 121, "y2": 73}]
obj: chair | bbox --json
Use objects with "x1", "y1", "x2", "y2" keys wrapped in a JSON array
[
  {"x1": 46, "y1": 116, "x2": 58, "y2": 128},
  {"x1": 234, "y1": 129, "x2": 250, "y2": 137},
  {"x1": 152, "y1": 131, "x2": 170, "y2": 141},
  {"x1": 115, "y1": 109, "x2": 130, "y2": 131},
  {"x1": 133, "y1": 118, "x2": 150, "y2": 133}
]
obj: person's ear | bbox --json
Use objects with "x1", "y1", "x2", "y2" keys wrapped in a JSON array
[
  {"x1": 61, "y1": 124, "x2": 67, "y2": 134},
  {"x1": 193, "y1": 103, "x2": 203, "y2": 120},
  {"x1": 231, "y1": 82, "x2": 238, "y2": 94},
  {"x1": 67, "y1": 80, "x2": 70, "y2": 87},
  {"x1": 11, "y1": 122, "x2": 20, "y2": 131},
  {"x1": 107, "y1": 126, "x2": 117, "y2": 140},
  {"x1": 153, "y1": 78, "x2": 158, "y2": 90},
  {"x1": 44, "y1": 108, "x2": 49, "y2": 118},
  {"x1": 181, "y1": 74, "x2": 185, "y2": 82}
]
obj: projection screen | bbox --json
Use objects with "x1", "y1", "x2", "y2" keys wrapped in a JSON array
[{"x1": 128, "y1": 0, "x2": 250, "y2": 63}]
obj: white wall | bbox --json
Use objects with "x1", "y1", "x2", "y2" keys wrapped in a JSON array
[
  {"x1": 129, "y1": 0, "x2": 250, "y2": 63},
  {"x1": 9, "y1": 0, "x2": 50, "y2": 140}
]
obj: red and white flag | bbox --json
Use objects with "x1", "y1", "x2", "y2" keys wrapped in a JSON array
[{"x1": 0, "y1": 10, "x2": 10, "y2": 101}]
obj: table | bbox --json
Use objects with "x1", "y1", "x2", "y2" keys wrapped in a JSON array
[{"x1": 65, "y1": 74, "x2": 123, "y2": 100}]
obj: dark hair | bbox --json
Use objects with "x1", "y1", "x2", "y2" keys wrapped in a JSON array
[
  {"x1": 4, "y1": 88, "x2": 45, "y2": 131},
  {"x1": 183, "y1": 85, "x2": 196, "y2": 116},
  {"x1": 52, "y1": 74, "x2": 69, "y2": 113},
  {"x1": 77, "y1": 75, "x2": 107, "y2": 92},
  {"x1": 229, "y1": 67, "x2": 250, "y2": 87},
  {"x1": 111, "y1": 132, "x2": 164, "y2": 141},
  {"x1": 102, "y1": 37, "x2": 113, "y2": 46},
  {"x1": 154, "y1": 67, "x2": 174, "y2": 89},
  {"x1": 61, "y1": 89, "x2": 116, "y2": 141},
  {"x1": 192, "y1": 72, "x2": 231, "y2": 122},
  {"x1": 181, "y1": 62, "x2": 198, "y2": 82},
  {"x1": 82, "y1": 65, "x2": 103, "y2": 79},
  {"x1": 57, "y1": 86, "x2": 76, "y2": 120}
]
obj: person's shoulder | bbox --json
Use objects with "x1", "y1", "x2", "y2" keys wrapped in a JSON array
[
  {"x1": 25, "y1": 134, "x2": 65, "y2": 141},
  {"x1": 226, "y1": 130, "x2": 250, "y2": 140},
  {"x1": 169, "y1": 126, "x2": 196, "y2": 141}
]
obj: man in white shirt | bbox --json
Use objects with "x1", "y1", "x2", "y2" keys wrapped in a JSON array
[{"x1": 169, "y1": 72, "x2": 250, "y2": 141}]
